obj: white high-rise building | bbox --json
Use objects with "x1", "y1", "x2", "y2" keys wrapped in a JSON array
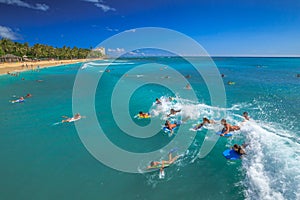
[{"x1": 93, "y1": 47, "x2": 106, "y2": 55}]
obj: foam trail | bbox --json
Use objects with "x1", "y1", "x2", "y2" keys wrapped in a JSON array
[
  {"x1": 81, "y1": 61, "x2": 135, "y2": 69},
  {"x1": 150, "y1": 96, "x2": 239, "y2": 159},
  {"x1": 52, "y1": 121, "x2": 62, "y2": 126},
  {"x1": 150, "y1": 96, "x2": 239, "y2": 122},
  {"x1": 242, "y1": 121, "x2": 300, "y2": 200},
  {"x1": 150, "y1": 96, "x2": 300, "y2": 199}
]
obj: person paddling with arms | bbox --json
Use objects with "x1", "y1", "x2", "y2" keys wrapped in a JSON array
[{"x1": 220, "y1": 119, "x2": 240, "y2": 136}]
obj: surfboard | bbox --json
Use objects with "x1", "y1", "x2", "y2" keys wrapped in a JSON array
[
  {"x1": 68, "y1": 117, "x2": 81, "y2": 122},
  {"x1": 11, "y1": 99, "x2": 25, "y2": 104},
  {"x1": 216, "y1": 131, "x2": 233, "y2": 137},
  {"x1": 163, "y1": 126, "x2": 178, "y2": 137},
  {"x1": 136, "y1": 113, "x2": 151, "y2": 119},
  {"x1": 223, "y1": 149, "x2": 241, "y2": 160}
]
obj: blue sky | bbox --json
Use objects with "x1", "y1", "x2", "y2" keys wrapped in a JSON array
[{"x1": 0, "y1": 0, "x2": 300, "y2": 56}]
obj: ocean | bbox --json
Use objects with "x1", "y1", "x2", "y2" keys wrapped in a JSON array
[{"x1": 0, "y1": 57, "x2": 299, "y2": 200}]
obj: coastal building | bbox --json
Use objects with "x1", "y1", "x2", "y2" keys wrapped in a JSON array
[
  {"x1": 93, "y1": 47, "x2": 106, "y2": 56},
  {"x1": 0, "y1": 54, "x2": 22, "y2": 63}
]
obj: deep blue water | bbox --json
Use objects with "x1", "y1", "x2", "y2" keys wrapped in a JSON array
[{"x1": 0, "y1": 57, "x2": 299, "y2": 200}]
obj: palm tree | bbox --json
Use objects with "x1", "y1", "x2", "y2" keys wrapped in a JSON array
[{"x1": 0, "y1": 38, "x2": 93, "y2": 60}]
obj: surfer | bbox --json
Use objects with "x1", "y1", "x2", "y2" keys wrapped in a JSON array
[
  {"x1": 11, "y1": 96, "x2": 25, "y2": 103},
  {"x1": 138, "y1": 111, "x2": 150, "y2": 118},
  {"x1": 62, "y1": 113, "x2": 82, "y2": 123},
  {"x1": 220, "y1": 119, "x2": 240, "y2": 136},
  {"x1": 232, "y1": 144, "x2": 247, "y2": 156},
  {"x1": 167, "y1": 108, "x2": 181, "y2": 117},
  {"x1": 164, "y1": 120, "x2": 178, "y2": 133},
  {"x1": 168, "y1": 97, "x2": 175, "y2": 102},
  {"x1": 155, "y1": 98, "x2": 162, "y2": 105},
  {"x1": 243, "y1": 112, "x2": 250, "y2": 121},
  {"x1": 147, "y1": 151, "x2": 179, "y2": 178},
  {"x1": 185, "y1": 84, "x2": 191, "y2": 89},
  {"x1": 147, "y1": 152, "x2": 178, "y2": 169},
  {"x1": 194, "y1": 117, "x2": 215, "y2": 130}
]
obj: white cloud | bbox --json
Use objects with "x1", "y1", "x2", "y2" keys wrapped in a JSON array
[
  {"x1": 84, "y1": 0, "x2": 100, "y2": 2},
  {"x1": 108, "y1": 48, "x2": 125, "y2": 53},
  {"x1": 95, "y1": 3, "x2": 115, "y2": 12},
  {"x1": 0, "y1": 25, "x2": 22, "y2": 40},
  {"x1": 0, "y1": 0, "x2": 49, "y2": 11},
  {"x1": 105, "y1": 27, "x2": 119, "y2": 32},
  {"x1": 125, "y1": 29, "x2": 136, "y2": 33},
  {"x1": 83, "y1": 0, "x2": 116, "y2": 12}
]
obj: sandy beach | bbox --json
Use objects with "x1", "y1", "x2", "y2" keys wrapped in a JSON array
[{"x1": 0, "y1": 59, "x2": 98, "y2": 75}]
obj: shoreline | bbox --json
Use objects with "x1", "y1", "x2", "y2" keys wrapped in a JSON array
[{"x1": 0, "y1": 58, "x2": 102, "y2": 75}]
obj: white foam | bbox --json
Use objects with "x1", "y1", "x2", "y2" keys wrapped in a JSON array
[
  {"x1": 149, "y1": 96, "x2": 300, "y2": 199},
  {"x1": 242, "y1": 121, "x2": 300, "y2": 200},
  {"x1": 80, "y1": 61, "x2": 135, "y2": 69}
]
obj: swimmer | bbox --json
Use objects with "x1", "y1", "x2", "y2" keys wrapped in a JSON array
[
  {"x1": 243, "y1": 112, "x2": 250, "y2": 121},
  {"x1": 62, "y1": 113, "x2": 82, "y2": 123},
  {"x1": 185, "y1": 74, "x2": 191, "y2": 79},
  {"x1": 25, "y1": 93, "x2": 32, "y2": 98},
  {"x1": 167, "y1": 108, "x2": 181, "y2": 117},
  {"x1": 232, "y1": 144, "x2": 247, "y2": 156},
  {"x1": 155, "y1": 98, "x2": 162, "y2": 105},
  {"x1": 138, "y1": 111, "x2": 150, "y2": 118},
  {"x1": 185, "y1": 84, "x2": 191, "y2": 90},
  {"x1": 164, "y1": 120, "x2": 178, "y2": 133},
  {"x1": 147, "y1": 152, "x2": 179, "y2": 178},
  {"x1": 168, "y1": 97, "x2": 175, "y2": 101},
  {"x1": 11, "y1": 96, "x2": 25, "y2": 103},
  {"x1": 220, "y1": 119, "x2": 240, "y2": 136},
  {"x1": 194, "y1": 117, "x2": 215, "y2": 130}
]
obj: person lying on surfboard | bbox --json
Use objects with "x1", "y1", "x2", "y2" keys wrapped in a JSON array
[
  {"x1": 220, "y1": 119, "x2": 240, "y2": 136},
  {"x1": 164, "y1": 120, "x2": 178, "y2": 133},
  {"x1": 62, "y1": 113, "x2": 82, "y2": 123},
  {"x1": 194, "y1": 117, "x2": 215, "y2": 130},
  {"x1": 155, "y1": 98, "x2": 162, "y2": 105},
  {"x1": 11, "y1": 96, "x2": 25, "y2": 103},
  {"x1": 232, "y1": 144, "x2": 247, "y2": 156},
  {"x1": 147, "y1": 150, "x2": 179, "y2": 179},
  {"x1": 138, "y1": 111, "x2": 150, "y2": 118},
  {"x1": 243, "y1": 112, "x2": 250, "y2": 121},
  {"x1": 147, "y1": 152, "x2": 179, "y2": 169},
  {"x1": 167, "y1": 108, "x2": 181, "y2": 117}
]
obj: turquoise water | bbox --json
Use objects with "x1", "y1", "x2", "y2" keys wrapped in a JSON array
[{"x1": 0, "y1": 57, "x2": 299, "y2": 200}]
